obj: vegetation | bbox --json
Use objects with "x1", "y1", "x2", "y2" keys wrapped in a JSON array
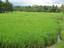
[
  {"x1": 0, "y1": 0, "x2": 64, "y2": 13},
  {"x1": 14, "y1": 4, "x2": 64, "y2": 12},
  {"x1": 0, "y1": 0, "x2": 13, "y2": 13},
  {"x1": 0, "y1": 0, "x2": 64, "y2": 48},
  {"x1": 14, "y1": 5, "x2": 57, "y2": 12},
  {"x1": 56, "y1": 41, "x2": 64, "y2": 48},
  {"x1": 0, "y1": 12, "x2": 64, "y2": 48}
]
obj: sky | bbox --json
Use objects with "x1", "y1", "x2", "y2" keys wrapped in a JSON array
[{"x1": 2, "y1": 0, "x2": 64, "y2": 6}]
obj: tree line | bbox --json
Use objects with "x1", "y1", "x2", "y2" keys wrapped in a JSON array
[
  {"x1": 0, "y1": 0, "x2": 64, "y2": 13},
  {"x1": 14, "y1": 5, "x2": 64, "y2": 12}
]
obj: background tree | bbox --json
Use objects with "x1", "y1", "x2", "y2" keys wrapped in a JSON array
[
  {"x1": 5, "y1": 0, "x2": 13, "y2": 11},
  {"x1": 50, "y1": 5, "x2": 58, "y2": 12},
  {"x1": 0, "y1": 0, "x2": 13, "y2": 13},
  {"x1": 60, "y1": 4, "x2": 64, "y2": 12},
  {"x1": 0, "y1": 0, "x2": 4, "y2": 13}
]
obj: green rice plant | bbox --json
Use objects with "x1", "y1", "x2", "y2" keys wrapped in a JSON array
[{"x1": 0, "y1": 12, "x2": 64, "y2": 48}]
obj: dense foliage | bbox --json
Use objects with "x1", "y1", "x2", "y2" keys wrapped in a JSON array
[
  {"x1": 14, "y1": 5, "x2": 64, "y2": 12},
  {"x1": 0, "y1": 0, "x2": 13, "y2": 13},
  {"x1": 14, "y1": 5, "x2": 59, "y2": 12}
]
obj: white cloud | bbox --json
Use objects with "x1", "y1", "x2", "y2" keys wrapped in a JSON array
[
  {"x1": 2, "y1": 0, "x2": 64, "y2": 6},
  {"x1": 22, "y1": 0, "x2": 62, "y2": 6}
]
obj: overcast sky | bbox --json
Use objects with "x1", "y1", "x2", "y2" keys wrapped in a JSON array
[{"x1": 2, "y1": 0, "x2": 64, "y2": 6}]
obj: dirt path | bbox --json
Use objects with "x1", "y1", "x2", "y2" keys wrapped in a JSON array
[{"x1": 47, "y1": 44, "x2": 56, "y2": 48}]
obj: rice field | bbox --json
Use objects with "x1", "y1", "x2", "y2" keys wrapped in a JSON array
[{"x1": 0, "y1": 12, "x2": 64, "y2": 48}]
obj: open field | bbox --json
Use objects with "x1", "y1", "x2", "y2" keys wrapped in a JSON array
[{"x1": 0, "y1": 12, "x2": 64, "y2": 48}]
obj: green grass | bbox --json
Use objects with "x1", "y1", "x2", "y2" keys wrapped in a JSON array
[
  {"x1": 0, "y1": 12, "x2": 64, "y2": 48},
  {"x1": 56, "y1": 41, "x2": 64, "y2": 48}
]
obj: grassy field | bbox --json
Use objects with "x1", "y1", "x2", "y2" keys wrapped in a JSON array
[{"x1": 0, "y1": 12, "x2": 64, "y2": 48}]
